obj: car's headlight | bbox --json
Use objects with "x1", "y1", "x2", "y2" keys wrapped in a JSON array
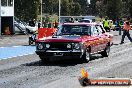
[
  {"x1": 46, "y1": 44, "x2": 50, "y2": 48},
  {"x1": 73, "y1": 43, "x2": 80, "y2": 50},
  {"x1": 67, "y1": 44, "x2": 72, "y2": 49},
  {"x1": 38, "y1": 43, "x2": 43, "y2": 49}
]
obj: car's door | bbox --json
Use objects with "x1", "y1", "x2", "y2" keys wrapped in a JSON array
[
  {"x1": 90, "y1": 26, "x2": 100, "y2": 53},
  {"x1": 96, "y1": 25, "x2": 107, "y2": 51}
]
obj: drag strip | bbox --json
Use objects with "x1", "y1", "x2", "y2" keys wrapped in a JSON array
[
  {"x1": 1, "y1": 31, "x2": 132, "y2": 88},
  {"x1": 0, "y1": 46, "x2": 36, "y2": 60}
]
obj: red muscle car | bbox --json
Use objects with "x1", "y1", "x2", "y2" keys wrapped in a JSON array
[{"x1": 35, "y1": 23, "x2": 113, "y2": 62}]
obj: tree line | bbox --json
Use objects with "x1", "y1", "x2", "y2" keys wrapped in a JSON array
[{"x1": 14, "y1": 0, "x2": 132, "y2": 22}]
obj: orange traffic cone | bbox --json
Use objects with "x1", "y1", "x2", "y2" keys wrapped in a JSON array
[
  {"x1": 79, "y1": 68, "x2": 90, "y2": 86},
  {"x1": 85, "y1": 71, "x2": 88, "y2": 78},
  {"x1": 81, "y1": 67, "x2": 85, "y2": 77},
  {"x1": 81, "y1": 67, "x2": 89, "y2": 78}
]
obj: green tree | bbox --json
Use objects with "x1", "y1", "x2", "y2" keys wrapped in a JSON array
[
  {"x1": 15, "y1": 0, "x2": 92, "y2": 20},
  {"x1": 43, "y1": 0, "x2": 58, "y2": 15},
  {"x1": 61, "y1": 0, "x2": 71, "y2": 16},
  {"x1": 74, "y1": 0, "x2": 88, "y2": 15},
  {"x1": 58, "y1": 0, "x2": 81, "y2": 16},
  {"x1": 105, "y1": 0, "x2": 122, "y2": 19},
  {"x1": 68, "y1": 2, "x2": 81, "y2": 16},
  {"x1": 14, "y1": 0, "x2": 40, "y2": 22},
  {"x1": 89, "y1": 0, "x2": 98, "y2": 15},
  {"x1": 128, "y1": 0, "x2": 132, "y2": 17},
  {"x1": 129, "y1": 1, "x2": 132, "y2": 16},
  {"x1": 73, "y1": 2, "x2": 81, "y2": 15}
]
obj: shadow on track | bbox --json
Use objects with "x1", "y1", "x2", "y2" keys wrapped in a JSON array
[
  {"x1": 22, "y1": 55, "x2": 103, "y2": 67},
  {"x1": 112, "y1": 43, "x2": 119, "y2": 46},
  {"x1": 23, "y1": 44, "x2": 36, "y2": 46}
]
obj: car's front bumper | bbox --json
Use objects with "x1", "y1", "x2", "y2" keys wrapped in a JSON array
[{"x1": 36, "y1": 50, "x2": 83, "y2": 60}]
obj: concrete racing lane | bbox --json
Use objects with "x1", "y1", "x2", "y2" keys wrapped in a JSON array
[
  {"x1": 1, "y1": 31, "x2": 132, "y2": 88},
  {"x1": 0, "y1": 46, "x2": 35, "y2": 60}
]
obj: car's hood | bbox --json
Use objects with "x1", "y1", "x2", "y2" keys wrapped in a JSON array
[{"x1": 37, "y1": 35, "x2": 91, "y2": 43}]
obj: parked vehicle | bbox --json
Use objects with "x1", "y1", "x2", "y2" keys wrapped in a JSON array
[
  {"x1": 26, "y1": 25, "x2": 38, "y2": 34},
  {"x1": 14, "y1": 17, "x2": 38, "y2": 34},
  {"x1": 35, "y1": 22, "x2": 113, "y2": 62}
]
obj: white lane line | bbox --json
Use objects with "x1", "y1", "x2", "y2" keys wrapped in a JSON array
[
  {"x1": 0, "y1": 45, "x2": 36, "y2": 60},
  {"x1": 12, "y1": 46, "x2": 23, "y2": 47},
  {"x1": 0, "y1": 52, "x2": 35, "y2": 60},
  {"x1": 0, "y1": 45, "x2": 24, "y2": 48}
]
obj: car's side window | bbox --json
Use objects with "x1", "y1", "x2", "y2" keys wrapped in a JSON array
[
  {"x1": 87, "y1": 26, "x2": 91, "y2": 35},
  {"x1": 91, "y1": 26, "x2": 99, "y2": 35},
  {"x1": 96, "y1": 25, "x2": 103, "y2": 35},
  {"x1": 91, "y1": 26, "x2": 94, "y2": 35}
]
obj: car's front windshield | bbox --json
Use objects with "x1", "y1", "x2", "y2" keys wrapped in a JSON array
[{"x1": 56, "y1": 25, "x2": 91, "y2": 36}]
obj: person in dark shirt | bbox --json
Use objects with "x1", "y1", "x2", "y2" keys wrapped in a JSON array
[
  {"x1": 29, "y1": 19, "x2": 35, "y2": 27},
  {"x1": 38, "y1": 20, "x2": 41, "y2": 29}
]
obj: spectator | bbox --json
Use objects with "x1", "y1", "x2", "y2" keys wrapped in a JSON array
[
  {"x1": 29, "y1": 19, "x2": 35, "y2": 27},
  {"x1": 103, "y1": 18, "x2": 110, "y2": 32},
  {"x1": 120, "y1": 17, "x2": 132, "y2": 44},
  {"x1": 38, "y1": 20, "x2": 41, "y2": 29},
  {"x1": 54, "y1": 20, "x2": 58, "y2": 28}
]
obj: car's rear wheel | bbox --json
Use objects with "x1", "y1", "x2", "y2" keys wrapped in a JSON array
[
  {"x1": 39, "y1": 55, "x2": 49, "y2": 63},
  {"x1": 82, "y1": 48, "x2": 91, "y2": 62},
  {"x1": 101, "y1": 45, "x2": 110, "y2": 57}
]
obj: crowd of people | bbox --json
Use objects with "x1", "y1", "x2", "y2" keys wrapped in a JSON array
[
  {"x1": 100, "y1": 17, "x2": 124, "y2": 33},
  {"x1": 63, "y1": 16, "x2": 132, "y2": 44},
  {"x1": 29, "y1": 16, "x2": 132, "y2": 45},
  {"x1": 28, "y1": 16, "x2": 58, "y2": 29},
  {"x1": 100, "y1": 17, "x2": 132, "y2": 44}
]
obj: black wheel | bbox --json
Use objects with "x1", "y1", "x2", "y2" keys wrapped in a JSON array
[
  {"x1": 101, "y1": 45, "x2": 110, "y2": 57},
  {"x1": 82, "y1": 49, "x2": 91, "y2": 62},
  {"x1": 39, "y1": 55, "x2": 49, "y2": 63}
]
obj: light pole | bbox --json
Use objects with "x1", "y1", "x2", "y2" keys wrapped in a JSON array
[
  {"x1": 41, "y1": 0, "x2": 43, "y2": 27},
  {"x1": 59, "y1": 0, "x2": 61, "y2": 24}
]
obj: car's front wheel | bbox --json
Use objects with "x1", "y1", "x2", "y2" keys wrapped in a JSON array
[
  {"x1": 101, "y1": 45, "x2": 110, "y2": 57},
  {"x1": 39, "y1": 55, "x2": 49, "y2": 63},
  {"x1": 82, "y1": 49, "x2": 91, "y2": 62}
]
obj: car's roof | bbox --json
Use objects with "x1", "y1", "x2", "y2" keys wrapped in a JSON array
[
  {"x1": 62, "y1": 22, "x2": 97, "y2": 26},
  {"x1": 82, "y1": 19, "x2": 92, "y2": 21}
]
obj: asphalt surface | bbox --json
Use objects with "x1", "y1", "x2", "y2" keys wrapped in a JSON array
[
  {"x1": 0, "y1": 34, "x2": 29, "y2": 47},
  {"x1": 0, "y1": 31, "x2": 132, "y2": 88}
]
